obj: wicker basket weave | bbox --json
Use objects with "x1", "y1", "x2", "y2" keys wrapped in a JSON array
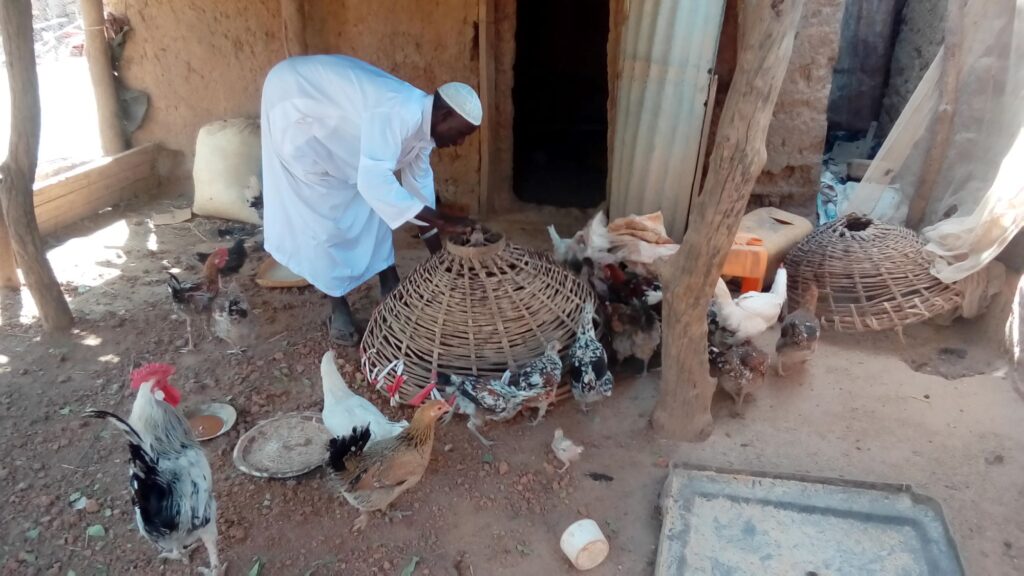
[
  {"x1": 361, "y1": 228, "x2": 593, "y2": 404},
  {"x1": 784, "y1": 215, "x2": 962, "y2": 333}
]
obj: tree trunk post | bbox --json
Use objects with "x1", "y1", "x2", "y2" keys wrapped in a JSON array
[
  {"x1": 0, "y1": 0, "x2": 74, "y2": 332},
  {"x1": 0, "y1": 204, "x2": 17, "y2": 288},
  {"x1": 652, "y1": 0, "x2": 805, "y2": 441},
  {"x1": 905, "y1": 0, "x2": 963, "y2": 230},
  {"x1": 80, "y1": 0, "x2": 126, "y2": 155},
  {"x1": 281, "y1": 0, "x2": 308, "y2": 57}
]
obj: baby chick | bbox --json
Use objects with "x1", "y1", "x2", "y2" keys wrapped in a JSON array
[{"x1": 551, "y1": 428, "x2": 584, "y2": 472}]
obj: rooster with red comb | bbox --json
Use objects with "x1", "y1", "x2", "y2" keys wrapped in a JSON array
[
  {"x1": 84, "y1": 363, "x2": 224, "y2": 575},
  {"x1": 167, "y1": 247, "x2": 229, "y2": 350}
]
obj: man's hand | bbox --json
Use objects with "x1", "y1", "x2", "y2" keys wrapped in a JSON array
[{"x1": 438, "y1": 216, "x2": 476, "y2": 235}]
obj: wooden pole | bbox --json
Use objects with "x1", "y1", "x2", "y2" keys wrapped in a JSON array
[
  {"x1": 651, "y1": 0, "x2": 805, "y2": 441},
  {"x1": 0, "y1": 205, "x2": 18, "y2": 288},
  {"x1": 0, "y1": 0, "x2": 74, "y2": 332},
  {"x1": 80, "y1": 0, "x2": 126, "y2": 155},
  {"x1": 281, "y1": 0, "x2": 308, "y2": 57},
  {"x1": 478, "y1": 0, "x2": 495, "y2": 215},
  {"x1": 905, "y1": 0, "x2": 963, "y2": 230}
]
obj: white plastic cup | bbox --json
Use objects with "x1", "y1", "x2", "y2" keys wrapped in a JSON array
[{"x1": 560, "y1": 518, "x2": 610, "y2": 570}]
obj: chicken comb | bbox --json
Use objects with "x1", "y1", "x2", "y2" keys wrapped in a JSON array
[
  {"x1": 210, "y1": 247, "x2": 230, "y2": 267},
  {"x1": 409, "y1": 381, "x2": 437, "y2": 406},
  {"x1": 130, "y1": 363, "x2": 176, "y2": 390}
]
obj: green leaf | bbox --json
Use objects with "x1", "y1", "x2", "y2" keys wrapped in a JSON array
[
  {"x1": 71, "y1": 496, "x2": 88, "y2": 510},
  {"x1": 102, "y1": 508, "x2": 112, "y2": 517},
  {"x1": 516, "y1": 544, "x2": 532, "y2": 556},
  {"x1": 85, "y1": 524, "x2": 106, "y2": 538},
  {"x1": 247, "y1": 557, "x2": 264, "y2": 576},
  {"x1": 399, "y1": 556, "x2": 420, "y2": 576},
  {"x1": 25, "y1": 527, "x2": 40, "y2": 540},
  {"x1": 68, "y1": 491, "x2": 82, "y2": 502},
  {"x1": 67, "y1": 571, "x2": 77, "y2": 576},
  {"x1": 481, "y1": 453, "x2": 494, "y2": 464},
  {"x1": 59, "y1": 406, "x2": 72, "y2": 415}
]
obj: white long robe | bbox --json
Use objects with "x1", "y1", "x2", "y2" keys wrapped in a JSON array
[{"x1": 260, "y1": 55, "x2": 436, "y2": 297}]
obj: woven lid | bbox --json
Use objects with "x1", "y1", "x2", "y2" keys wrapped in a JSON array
[
  {"x1": 785, "y1": 215, "x2": 962, "y2": 332},
  {"x1": 232, "y1": 412, "x2": 331, "y2": 478},
  {"x1": 361, "y1": 227, "x2": 593, "y2": 404}
]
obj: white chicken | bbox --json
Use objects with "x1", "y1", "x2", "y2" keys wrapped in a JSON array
[
  {"x1": 84, "y1": 364, "x2": 223, "y2": 575},
  {"x1": 547, "y1": 211, "x2": 615, "y2": 271},
  {"x1": 713, "y1": 265, "x2": 788, "y2": 344},
  {"x1": 321, "y1": 350, "x2": 407, "y2": 441},
  {"x1": 551, "y1": 428, "x2": 584, "y2": 472}
]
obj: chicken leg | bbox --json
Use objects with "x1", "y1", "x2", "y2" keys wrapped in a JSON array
[
  {"x1": 351, "y1": 511, "x2": 372, "y2": 533},
  {"x1": 384, "y1": 508, "x2": 411, "y2": 523},
  {"x1": 181, "y1": 316, "x2": 195, "y2": 352},
  {"x1": 196, "y1": 523, "x2": 225, "y2": 576},
  {"x1": 467, "y1": 418, "x2": 494, "y2": 446},
  {"x1": 529, "y1": 394, "x2": 555, "y2": 426}
]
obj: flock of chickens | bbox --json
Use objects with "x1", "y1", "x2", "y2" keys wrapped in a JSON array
[
  {"x1": 80, "y1": 214, "x2": 822, "y2": 574},
  {"x1": 166, "y1": 238, "x2": 255, "y2": 352},
  {"x1": 548, "y1": 213, "x2": 822, "y2": 415}
]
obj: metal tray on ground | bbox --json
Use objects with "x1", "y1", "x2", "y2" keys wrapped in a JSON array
[{"x1": 656, "y1": 464, "x2": 964, "y2": 576}]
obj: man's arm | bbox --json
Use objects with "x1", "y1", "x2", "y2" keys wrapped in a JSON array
[{"x1": 356, "y1": 108, "x2": 427, "y2": 229}]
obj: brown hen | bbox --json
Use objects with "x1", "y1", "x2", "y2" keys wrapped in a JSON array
[{"x1": 326, "y1": 400, "x2": 450, "y2": 532}]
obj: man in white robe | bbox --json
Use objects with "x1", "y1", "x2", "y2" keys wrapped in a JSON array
[{"x1": 261, "y1": 55, "x2": 479, "y2": 345}]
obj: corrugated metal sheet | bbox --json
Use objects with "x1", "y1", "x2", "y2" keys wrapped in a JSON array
[{"x1": 608, "y1": 0, "x2": 725, "y2": 239}]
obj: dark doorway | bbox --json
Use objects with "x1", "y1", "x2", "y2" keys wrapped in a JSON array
[{"x1": 512, "y1": 0, "x2": 609, "y2": 208}]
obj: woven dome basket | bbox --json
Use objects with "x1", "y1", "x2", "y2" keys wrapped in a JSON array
[
  {"x1": 784, "y1": 215, "x2": 962, "y2": 333},
  {"x1": 361, "y1": 228, "x2": 593, "y2": 404}
]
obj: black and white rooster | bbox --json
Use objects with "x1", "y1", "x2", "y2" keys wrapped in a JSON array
[
  {"x1": 568, "y1": 300, "x2": 613, "y2": 412},
  {"x1": 84, "y1": 364, "x2": 223, "y2": 575}
]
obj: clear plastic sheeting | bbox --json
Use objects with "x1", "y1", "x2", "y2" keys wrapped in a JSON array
[{"x1": 845, "y1": 0, "x2": 1024, "y2": 283}]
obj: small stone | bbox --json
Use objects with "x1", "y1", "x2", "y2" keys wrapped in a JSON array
[
  {"x1": 985, "y1": 454, "x2": 1005, "y2": 466},
  {"x1": 498, "y1": 461, "x2": 510, "y2": 476},
  {"x1": 84, "y1": 499, "x2": 101, "y2": 514}
]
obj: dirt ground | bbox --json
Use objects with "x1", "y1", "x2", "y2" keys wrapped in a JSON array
[{"x1": 1, "y1": 196, "x2": 1022, "y2": 575}]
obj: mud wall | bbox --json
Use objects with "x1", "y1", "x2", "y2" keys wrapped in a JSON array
[
  {"x1": 879, "y1": 0, "x2": 945, "y2": 136},
  {"x1": 119, "y1": 0, "x2": 485, "y2": 212},
  {"x1": 118, "y1": 0, "x2": 282, "y2": 175},
  {"x1": 753, "y1": 0, "x2": 846, "y2": 201},
  {"x1": 305, "y1": 0, "x2": 481, "y2": 212}
]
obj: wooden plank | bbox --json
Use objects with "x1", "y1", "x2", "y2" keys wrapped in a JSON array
[
  {"x1": 37, "y1": 173, "x2": 158, "y2": 235},
  {"x1": 33, "y1": 144, "x2": 158, "y2": 205},
  {"x1": 36, "y1": 173, "x2": 152, "y2": 230},
  {"x1": 34, "y1": 158, "x2": 150, "y2": 208},
  {"x1": 477, "y1": 0, "x2": 496, "y2": 216},
  {"x1": 36, "y1": 170, "x2": 156, "y2": 226},
  {"x1": 33, "y1": 144, "x2": 160, "y2": 236}
]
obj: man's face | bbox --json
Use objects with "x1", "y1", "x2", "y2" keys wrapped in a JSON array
[{"x1": 432, "y1": 112, "x2": 479, "y2": 149}]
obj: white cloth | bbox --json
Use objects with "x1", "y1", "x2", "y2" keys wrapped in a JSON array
[{"x1": 260, "y1": 55, "x2": 436, "y2": 297}]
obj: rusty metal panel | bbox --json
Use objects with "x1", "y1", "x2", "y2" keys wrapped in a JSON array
[{"x1": 608, "y1": 0, "x2": 725, "y2": 239}]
